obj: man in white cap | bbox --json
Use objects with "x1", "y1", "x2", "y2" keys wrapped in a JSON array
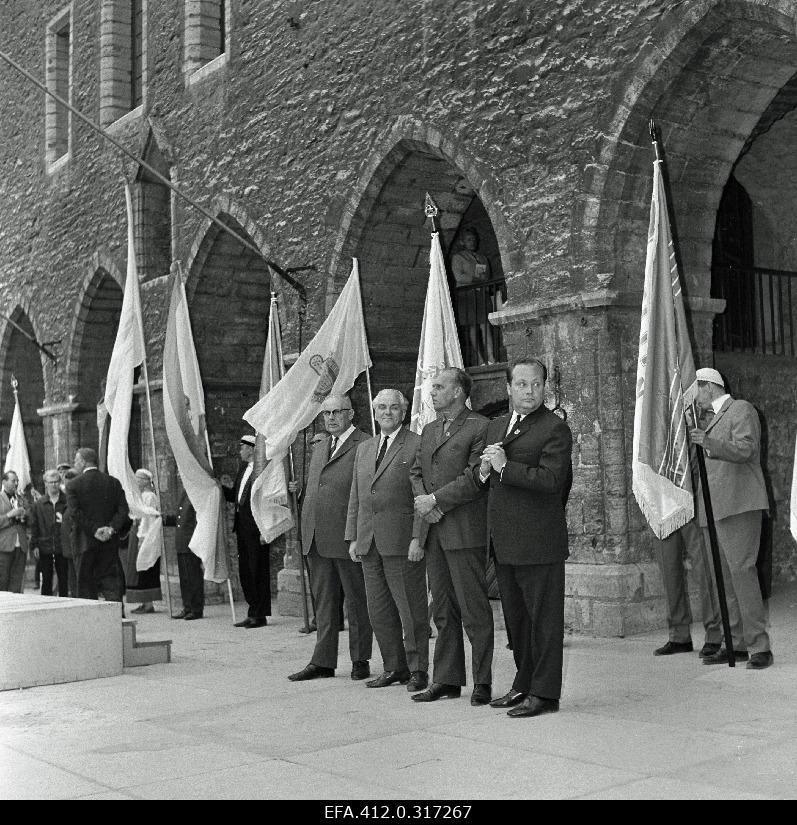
[
  {"x1": 689, "y1": 368, "x2": 773, "y2": 669},
  {"x1": 222, "y1": 434, "x2": 270, "y2": 628}
]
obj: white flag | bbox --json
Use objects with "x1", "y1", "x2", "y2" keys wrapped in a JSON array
[
  {"x1": 410, "y1": 232, "x2": 466, "y2": 434},
  {"x1": 162, "y1": 269, "x2": 228, "y2": 582},
  {"x1": 243, "y1": 259, "x2": 371, "y2": 459},
  {"x1": 791, "y1": 434, "x2": 797, "y2": 543},
  {"x1": 105, "y1": 185, "x2": 160, "y2": 530},
  {"x1": 4, "y1": 390, "x2": 31, "y2": 490},
  {"x1": 249, "y1": 295, "x2": 294, "y2": 543}
]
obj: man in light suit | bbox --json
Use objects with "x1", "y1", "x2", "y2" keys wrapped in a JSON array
[
  {"x1": 288, "y1": 394, "x2": 373, "y2": 681},
  {"x1": 0, "y1": 471, "x2": 29, "y2": 593},
  {"x1": 689, "y1": 367, "x2": 773, "y2": 670},
  {"x1": 480, "y1": 360, "x2": 572, "y2": 718},
  {"x1": 346, "y1": 389, "x2": 428, "y2": 692},
  {"x1": 410, "y1": 368, "x2": 493, "y2": 705},
  {"x1": 222, "y1": 434, "x2": 269, "y2": 628},
  {"x1": 66, "y1": 447, "x2": 129, "y2": 602}
]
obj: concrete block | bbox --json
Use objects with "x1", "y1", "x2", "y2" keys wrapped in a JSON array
[
  {"x1": 276, "y1": 566, "x2": 313, "y2": 618},
  {"x1": 122, "y1": 620, "x2": 172, "y2": 668},
  {"x1": 0, "y1": 593, "x2": 122, "y2": 691}
]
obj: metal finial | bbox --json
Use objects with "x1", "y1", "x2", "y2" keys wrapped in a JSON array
[{"x1": 424, "y1": 193, "x2": 439, "y2": 219}]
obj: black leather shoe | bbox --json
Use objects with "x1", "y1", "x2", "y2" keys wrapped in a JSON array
[
  {"x1": 470, "y1": 684, "x2": 492, "y2": 706},
  {"x1": 654, "y1": 640, "x2": 693, "y2": 656},
  {"x1": 172, "y1": 609, "x2": 189, "y2": 620},
  {"x1": 246, "y1": 617, "x2": 268, "y2": 628},
  {"x1": 699, "y1": 642, "x2": 721, "y2": 658},
  {"x1": 184, "y1": 612, "x2": 203, "y2": 620},
  {"x1": 288, "y1": 663, "x2": 335, "y2": 681},
  {"x1": 746, "y1": 651, "x2": 774, "y2": 670},
  {"x1": 366, "y1": 670, "x2": 411, "y2": 688},
  {"x1": 507, "y1": 695, "x2": 560, "y2": 718},
  {"x1": 406, "y1": 671, "x2": 429, "y2": 692},
  {"x1": 350, "y1": 661, "x2": 370, "y2": 680},
  {"x1": 489, "y1": 689, "x2": 526, "y2": 708},
  {"x1": 703, "y1": 648, "x2": 749, "y2": 665},
  {"x1": 234, "y1": 618, "x2": 253, "y2": 628},
  {"x1": 411, "y1": 682, "x2": 461, "y2": 702}
]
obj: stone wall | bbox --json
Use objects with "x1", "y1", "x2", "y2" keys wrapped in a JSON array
[{"x1": 1, "y1": 0, "x2": 797, "y2": 631}]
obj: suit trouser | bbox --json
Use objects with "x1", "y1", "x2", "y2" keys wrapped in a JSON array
[
  {"x1": 0, "y1": 548, "x2": 26, "y2": 593},
  {"x1": 41, "y1": 553, "x2": 70, "y2": 597},
  {"x1": 237, "y1": 531, "x2": 271, "y2": 618},
  {"x1": 655, "y1": 518, "x2": 721, "y2": 645},
  {"x1": 496, "y1": 559, "x2": 564, "y2": 701},
  {"x1": 177, "y1": 552, "x2": 205, "y2": 614},
  {"x1": 308, "y1": 542, "x2": 373, "y2": 669},
  {"x1": 361, "y1": 543, "x2": 429, "y2": 674},
  {"x1": 704, "y1": 510, "x2": 771, "y2": 654},
  {"x1": 426, "y1": 530, "x2": 493, "y2": 686},
  {"x1": 75, "y1": 546, "x2": 124, "y2": 602}
]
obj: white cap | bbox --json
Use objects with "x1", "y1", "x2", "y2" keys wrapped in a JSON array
[
  {"x1": 695, "y1": 367, "x2": 724, "y2": 388},
  {"x1": 240, "y1": 434, "x2": 256, "y2": 447}
]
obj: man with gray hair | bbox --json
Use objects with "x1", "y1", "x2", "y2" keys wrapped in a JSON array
[
  {"x1": 346, "y1": 389, "x2": 428, "y2": 692},
  {"x1": 30, "y1": 469, "x2": 69, "y2": 596},
  {"x1": 689, "y1": 367, "x2": 773, "y2": 670}
]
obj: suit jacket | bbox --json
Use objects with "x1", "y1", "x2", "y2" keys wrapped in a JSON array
[
  {"x1": 482, "y1": 406, "x2": 572, "y2": 566},
  {"x1": 697, "y1": 397, "x2": 769, "y2": 525},
  {"x1": 301, "y1": 428, "x2": 369, "y2": 558},
  {"x1": 29, "y1": 491, "x2": 67, "y2": 555},
  {"x1": 65, "y1": 468, "x2": 129, "y2": 555},
  {"x1": 163, "y1": 486, "x2": 197, "y2": 554},
  {"x1": 0, "y1": 489, "x2": 28, "y2": 555},
  {"x1": 222, "y1": 463, "x2": 258, "y2": 537},
  {"x1": 345, "y1": 426, "x2": 421, "y2": 557},
  {"x1": 410, "y1": 407, "x2": 488, "y2": 550}
]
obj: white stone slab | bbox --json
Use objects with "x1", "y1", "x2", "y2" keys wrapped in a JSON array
[{"x1": 0, "y1": 592, "x2": 123, "y2": 691}]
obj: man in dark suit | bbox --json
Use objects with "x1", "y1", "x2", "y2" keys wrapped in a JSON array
[
  {"x1": 30, "y1": 469, "x2": 69, "y2": 596},
  {"x1": 346, "y1": 389, "x2": 428, "y2": 692},
  {"x1": 66, "y1": 447, "x2": 129, "y2": 603},
  {"x1": 480, "y1": 360, "x2": 572, "y2": 718},
  {"x1": 222, "y1": 434, "x2": 269, "y2": 628},
  {"x1": 288, "y1": 394, "x2": 373, "y2": 681},
  {"x1": 410, "y1": 368, "x2": 493, "y2": 705},
  {"x1": 164, "y1": 480, "x2": 204, "y2": 620}
]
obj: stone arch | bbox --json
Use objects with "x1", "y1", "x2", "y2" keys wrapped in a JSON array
[
  {"x1": 0, "y1": 305, "x2": 48, "y2": 488},
  {"x1": 575, "y1": 0, "x2": 797, "y2": 297},
  {"x1": 327, "y1": 116, "x2": 515, "y2": 410},
  {"x1": 184, "y1": 203, "x2": 271, "y2": 471},
  {"x1": 66, "y1": 252, "x2": 125, "y2": 451}
]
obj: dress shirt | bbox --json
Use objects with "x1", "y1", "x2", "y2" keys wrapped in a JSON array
[
  {"x1": 711, "y1": 394, "x2": 731, "y2": 416},
  {"x1": 330, "y1": 425, "x2": 355, "y2": 457},
  {"x1": 238, "y1": 462, "x2": 254, "y2": 503}
]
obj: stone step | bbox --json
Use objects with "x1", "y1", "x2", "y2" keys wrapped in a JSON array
[
  {"x1": 0, "y1": 593, "x2": 123, "y2": 690},
  {"x1": 122, "y1": 619, "x2": 172, "y2": 668}
]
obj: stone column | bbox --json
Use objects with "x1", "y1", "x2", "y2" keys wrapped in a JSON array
[
  {"x1": 36, "y1": 398, "x2": 80, "y2": 468},
  {"x1": 489, "y1": 290, "x2": 725, "y2": 637}
]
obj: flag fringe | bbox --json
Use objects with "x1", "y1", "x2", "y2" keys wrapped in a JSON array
[{"x1": 632, "y1": 462, "x2": 694, "y2": 540}]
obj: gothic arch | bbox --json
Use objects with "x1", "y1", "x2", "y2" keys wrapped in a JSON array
[{"x1": 574, "y1": 0, "x2": 797, "y2": 295}]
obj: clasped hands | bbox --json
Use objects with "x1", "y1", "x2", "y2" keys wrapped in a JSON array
[
  {"x1": 414, "y1": 493, "x2": 443, "y2": 524},
  {"x1": 93, "y1": 525, "x2": 114, "y2": 542},
  {"x1": 480, "y1": 443, "x2": 507, "y2": 476}
]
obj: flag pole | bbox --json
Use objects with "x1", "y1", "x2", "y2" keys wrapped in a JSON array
[
  {"x1": 650, "y1": 119, "x2": 735, "y2": 666},
  {"x1": 353, "y1": 258, "x2": 377, "y2": 437}
]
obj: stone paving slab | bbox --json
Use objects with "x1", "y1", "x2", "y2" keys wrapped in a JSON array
[{"x1": 1, "y1": 586, "x2": 797, "y2": 799}]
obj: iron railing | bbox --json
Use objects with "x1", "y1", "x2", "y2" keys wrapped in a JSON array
[
  {"x1": 712, "y1": 265, "x2": 796, "y2": 357},
  {"x1": 454, "y1": 278, "x2": 507, "y2": 367}
]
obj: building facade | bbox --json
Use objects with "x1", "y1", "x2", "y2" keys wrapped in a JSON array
[{"x1": 1, "y1": 0, "x2": 795, "y2": 632}]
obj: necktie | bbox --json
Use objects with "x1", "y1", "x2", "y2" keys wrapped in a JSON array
[
  {"x1": 505, "y1": 413, "x2": 519, "y2": 437},
  {"x1": 329, "y1": 436, "x2": 338, "y2": 458},
  {"x1": 375, "y1": 436, "x2": 389, "y2": 470}
]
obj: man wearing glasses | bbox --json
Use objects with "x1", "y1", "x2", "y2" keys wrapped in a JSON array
[{"x1": 288, "y1": 395, "x2": 373, "y2": 681}]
